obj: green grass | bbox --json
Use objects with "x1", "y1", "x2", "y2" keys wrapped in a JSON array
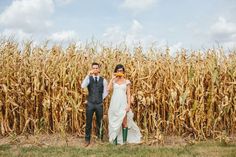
[{"x1": 0, "y1": 142, "x2": 236, "y2": 157}]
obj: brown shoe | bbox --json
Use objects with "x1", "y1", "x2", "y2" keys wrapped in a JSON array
[{"x1": 84, "y1": 141, "x2": 90, "y2": 147}]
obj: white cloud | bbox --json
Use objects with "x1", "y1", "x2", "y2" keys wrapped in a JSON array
[
  {"x1": 210, "y1": 17, "x2": 236, "y2": 49},
  {"x1": 103, "y1": 19, "x2": 145, "y2": 46},
  {"x1": 121, "y1": 0, "x2": 158, "y2": 12},
  {"x1": 48, "y1": 30, "x2": 79, "y2": 42},
  {"x1": 1, "y1": 29, "x2": 32, "y2": 41},
  {"x1": 54, "y1": 0, "x2": 74, "y2": 5},
  {"x1": 102, "y1": 19, "x2": 182, "y2": 53},
  {"x1": 210, "y1": 17, "x2": 236, "y2": 40},
  {"x1": 169, "y1": 42, "x2": 183, "y2": 55},
  {"x1": 0, "y1": 0, "x2": 54, "y2": 33},
  {"x1": 130, "y1": 19, "x2": 143, "y2": 33},
  {"x1": 103, "y1": 26, "x2": 125, "y2": 43}
]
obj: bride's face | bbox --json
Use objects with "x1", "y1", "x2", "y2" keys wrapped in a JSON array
[
  {"x1": 117, "y1": 68, "x2": 124, "y2": 74},
  {"x1": 116, "y1": 68, "x2": 124, "y2": 78}
]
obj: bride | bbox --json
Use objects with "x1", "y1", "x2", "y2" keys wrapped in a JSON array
[{"x1": 107, "y1": 64, "x2": 142, "y2": 145}]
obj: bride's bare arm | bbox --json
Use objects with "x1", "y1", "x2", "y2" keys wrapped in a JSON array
[
  {"x1": 126, "y1": 81, "x2": 131, "y2": 111},
  {"x1": 107, "y1": 75, "x2": 116, "y2": 92}
]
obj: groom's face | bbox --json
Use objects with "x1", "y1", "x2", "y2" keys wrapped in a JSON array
[{"x1": 92, "y1": 65, "x2": 100, "y2": 75}]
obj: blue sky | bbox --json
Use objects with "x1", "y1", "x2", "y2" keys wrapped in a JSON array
[{"x1": 0, "y1": 0, "x2": 236, "y2": 51}]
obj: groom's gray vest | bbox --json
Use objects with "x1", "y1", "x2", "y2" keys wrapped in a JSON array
[{"x1": 87, "y1": 76, "x2": 104, "y2": 104}]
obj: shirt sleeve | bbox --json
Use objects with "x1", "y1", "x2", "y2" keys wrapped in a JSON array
[
  {"x1": 81, "y1": 75, "x2": 90, "y2": 88},
  {"x1": 103, "y1": 79, "x2": 108, "y2": 99}
]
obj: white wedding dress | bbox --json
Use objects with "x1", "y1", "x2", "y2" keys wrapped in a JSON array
[{"x1": 108, "y1": 80, "x2": 142, "y2": 144}]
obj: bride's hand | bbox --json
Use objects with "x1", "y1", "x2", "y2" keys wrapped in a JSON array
[
  {"x1": 111, "y1": 74, "x2": 116, "y2": 80},
  {"x1": 125, "y1": 106, "x2": 130, "y2": 112}
]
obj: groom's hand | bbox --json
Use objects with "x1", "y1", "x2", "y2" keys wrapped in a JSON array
[{"x1": 88, "y1": 70, "x2": 94, "y2": 76}]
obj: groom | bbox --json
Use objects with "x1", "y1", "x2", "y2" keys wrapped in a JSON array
[{"x1": 81, "y1": 62, "x2": 108, "y2": 147}]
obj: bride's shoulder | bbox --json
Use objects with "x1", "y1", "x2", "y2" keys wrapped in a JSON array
[{"x1": 125, "y1": 79, "x2": 131, "y2": 85}]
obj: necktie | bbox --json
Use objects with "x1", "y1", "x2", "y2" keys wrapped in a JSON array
[{"x1": 95, "y1": 77, "x2": 98, "y2": 83}]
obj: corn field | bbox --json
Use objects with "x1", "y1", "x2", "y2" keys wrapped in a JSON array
[{"x1": 0, "y1": 40, "x2": 236, "y2": 140}]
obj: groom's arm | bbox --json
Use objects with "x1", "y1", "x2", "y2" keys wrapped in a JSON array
[
  {"x1": 81, "y1": 70, "x2": 94, "y2": 88},
  {"x1": 81, "y1": 75, "x2": 90, "y2": 88}
]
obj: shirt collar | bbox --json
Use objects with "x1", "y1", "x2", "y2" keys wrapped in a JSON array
[{"x1": 93, "y1": 75, "x2": 100, "y2": 80}]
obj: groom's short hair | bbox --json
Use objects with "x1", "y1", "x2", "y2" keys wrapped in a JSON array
[{"x1": 92, "y1": 62, "x2": 100, "y2": 67}]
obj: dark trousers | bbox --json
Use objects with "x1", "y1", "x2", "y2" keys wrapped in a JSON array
[{"x1": 85, "y1": 101, "x2": 103, "y2": 142}]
